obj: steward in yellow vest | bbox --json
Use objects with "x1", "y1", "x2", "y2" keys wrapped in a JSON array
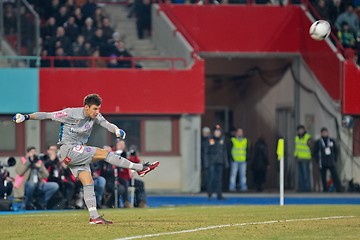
[
  {"x1": 294, "y1": 125, "x2": 313, "y2": 192},
  {"x1": 231, "y1": 137, "x2": 248, "y2": 162},
  {"x1": 294, "y1": 130, "x2": 312, "y2": 160}
]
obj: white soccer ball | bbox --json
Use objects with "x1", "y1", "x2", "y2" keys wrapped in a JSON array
[{"x1": 309, "y1": 20, "x2": 331, "y2": 41}]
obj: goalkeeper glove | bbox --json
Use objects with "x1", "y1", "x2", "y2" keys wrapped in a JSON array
[
  {"x1": 12, "y1": 113, "x2": 30, "y2": 123},
  {"x1": 115, "y1": 128, "x2": 126, "y2": 139}
]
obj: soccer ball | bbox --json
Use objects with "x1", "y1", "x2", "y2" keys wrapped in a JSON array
[{"x1": 309, "y1": 20, "x2": 331, "y2": 41}]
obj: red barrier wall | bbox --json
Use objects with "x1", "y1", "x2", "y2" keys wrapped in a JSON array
[
  {"x1": 161, "y1": 5, "x2": 301, "y2": 53},
  {"x1": 39, "y1": 60, "x2": 204, "y2": 114},
  {"x1": 343, "y1": 61, "x2": 360, "y2": 115},
  {"x1": 161, "y1": 5, "x2": 342, "y2": 100}
]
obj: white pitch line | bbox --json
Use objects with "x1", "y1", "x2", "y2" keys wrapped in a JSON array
[{"x1": 114, "y1": 216, "x2": 354, "y2": 240}]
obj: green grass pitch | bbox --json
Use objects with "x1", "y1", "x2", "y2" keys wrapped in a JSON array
[{"x1": 1, "y1": 205, "x2": 359, "y2": 239}]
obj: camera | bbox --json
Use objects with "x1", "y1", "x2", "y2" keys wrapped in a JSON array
[
  {"x1": 0, "y1": 157, "x2": 16, "y2": 169},
  {"x1": 129, "y1": 145, "x2": 137, "y2": 156},
  {"x1": 28, "y1": 155, "x2": 40, "y2": 167}
]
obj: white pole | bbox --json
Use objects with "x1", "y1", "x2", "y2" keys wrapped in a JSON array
[{"x1": 280, "y1": 156, "x2": 284, "y2": 206}]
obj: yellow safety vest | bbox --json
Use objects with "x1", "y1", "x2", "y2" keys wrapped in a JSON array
[
  {"x1": 231, "y1": 137, "x2": 248, "y2": 162},
  {"x1": 294, "y1": 133, "x2": 312, "y2": 160}
]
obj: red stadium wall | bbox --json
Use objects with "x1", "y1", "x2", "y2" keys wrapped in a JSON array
[
  {"x1": 160, "y1": 5, "x2": 344, "y2": 101},
  {"x1": 343, "y1": 61, "x2": 360, "y2": 115},
  {"x1": 39, "y1": 59, "x2": 204, "y2": 114},
  {"x1": 161, "y1": 5, "x2": 301, "y2": 53}
]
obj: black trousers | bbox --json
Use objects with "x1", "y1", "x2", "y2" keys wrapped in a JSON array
[
  {"x1": 253, "y1": 170, "x2": 266, "y2": 192},
  {"x1": 207, "y1": 164, "x2": 224, "y2": 198},
  {"x1": 320, "y1": 166, "x2": 342, "y2": 192},
  {"x1": 131, "y1": 179, "x2": 146, "y2": 207}
]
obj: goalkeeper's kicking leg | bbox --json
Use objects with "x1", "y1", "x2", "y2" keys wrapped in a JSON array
[
  {"x1": 92, "y1": 148, "x2": 160, "y2": 177},
  {"x1": 80, "y1": 148, "x2": 159, "y2": 224}
]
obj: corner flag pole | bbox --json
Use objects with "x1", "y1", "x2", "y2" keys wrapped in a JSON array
[{"x1": 277, "y1": 138, "x2": 285, "y2": 206}]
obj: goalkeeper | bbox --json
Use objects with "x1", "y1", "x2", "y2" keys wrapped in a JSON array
[{"x1": 13, "y1": 94, "x2": 159, "y2": 224}]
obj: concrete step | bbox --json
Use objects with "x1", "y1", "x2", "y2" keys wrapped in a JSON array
[
  {"x1": 135, "y1": 49, "x2": 159, "y2": 55},
  {"x1": 132, "y1": 45, "x2": 156, "y2": 51},
  {"x1": 104, "y1": 4, "x2": 166, "y2": 69},
  {"x1": 140, "y1": 62, "x2": 171, "y2": 69}
]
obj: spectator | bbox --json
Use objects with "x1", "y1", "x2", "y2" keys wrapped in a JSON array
[
  {"x1": 329, "y1": 0, "x2": 345, "y2": 24},
  {"x1": 65, "y1": 0, "x2": 76, "y2": 14},
  {"x1": 127, "y1": 0, "x2": 138, "y2": 18},
  {"x1": 44, "y1": 0, "x2": 61, "y2": 20},
  {"x1": 114, "y1": 141, "x2": 133, "y2": 207},
  {"x1": 40, "y1": 49, "x2": 51, "y2": 67},
  {"x1": 111, "y1": 41, "x2": 133, "y2": 68},
  {"x1": 54, "y1": 6, "x2": 69, "y2": 27},
  {"x1": 314, "y1": 0, "x2": 330, "y2": 21},
  {"x1": 294, "y1": 125, "x2": 312, "y2": 192},
  {"x1": 135, "y1": 0, "x2": 152, "y2": 39},
  {"x1": 74, "y1": 7, "x2": 85, "y2": 30},
  {"x1": 14, "y1": 146, "x2": 59, "y2": 210},
  {"x1": 201, "y1": 127, "x2": 211, "y2": 191},
  {"x1": 64, "y1": 16, "x2": 80, "y2": 43},
  {"x1": 91, "y1": 28, "x2": 107, "y2": 55},
  {"x1": 82, "y1": 17, "x2": 96, "y2": 43},
  {"x1": 102, "y1": 17, "x2": 115, "y2": 40},
  {"x1": 107, "y1": 54, "x2": 122, "y2": 68},
  {"x1": 205, "y1": 127, "x2": 229, "y2": 200},
  {"x1": 313, "y1": 128, "x2": 342, "y2": 192},
  {"x1": 337, "y1": 22, "x2": 356, "y2": 48},
  {"x1": 0, "y1": 161, "x2": 14, "y2": 199},
  {"x1": 54, "y1": 48, "x2": 71, "y2": 68},
  {"x1": 99, "y1": 145, "x2": 129, "y2": 208},
  {"x1": 72, "y1": 35, "x2": 87, "y2": 56},
  {"x1": 229, "y1": 128, "x2": 249, "y2": 192},
  {"x1": 82, "y1": 0, "x2": 97, "y2": 20},
  {"x1": 41, "y1": 17, "x2": 57, "y2": 43},
  {"x1": 118, "y1": 143, "x2": 147, "y2": 208},
  {"x1": 3, "y1": 3, "x2": 17, "y2": 35},
  {"x1": 84, "y1": 42, "x2": 93, "y2": 56},
  {"x1": 72, "y1": 35, "x2": 89, "y2": 67},
  {"x1": 90, "y1": 49, "x2": 107, "y2": 68},
  {"x1": 335, "y1": 4, "x2": 359, "y2": 33},
  {"x1": 42, "y1": 145, "x2": 76, "y2": 209},
  {"x1": 251, "y1": 138, "x2": 268, "y2": 192},
  {"x1": 110, "y1": 31, "x2": 122, "y2": 44},
  {"x1": 51, "y1": 26, "x2": 72, "y2": 55},
  {"x1": 93, "y1": 7, "x2": 105, "y2": 28}
]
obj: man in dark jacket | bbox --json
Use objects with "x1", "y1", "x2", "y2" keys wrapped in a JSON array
[
  {"x1": 251, "y1": 138, "x2": 269, "y2": 192},
  {"x1": 313, "y1": 128, "x2": 342, "y2": 192},
  {"x1": 205, "y1": 127, "x2": 229, "y2": 200},
  {"x1": 201, "y1": 127, "x2": 211, "y2": 191}
]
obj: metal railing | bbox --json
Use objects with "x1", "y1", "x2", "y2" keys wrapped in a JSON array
[
  {"x1": 0, "y1": 55, "x2": 186, "y2": 69},
  {"x1": 0, "y1": 0, "x2": 40, "y2": 56},
  {"x1": 0, "y1": 55, "x2": 40, "y2": 67},
  {"x1": 38, "y1": 56, "x2": 187, "y2": 69}
]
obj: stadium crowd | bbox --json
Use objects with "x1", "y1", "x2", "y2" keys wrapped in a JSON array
[
  {"x1": 311, "y1": 0, "x2": 360, "y2": 64},
  {"x1": 2, "y1": 0, "x2": 151, "y2": 68},
  {"x1": 0, "y1": 140, "x2": 147, "y2": 211},
  {"x1": 2, "y1": 0, "x2": 360, "y2": 66}
]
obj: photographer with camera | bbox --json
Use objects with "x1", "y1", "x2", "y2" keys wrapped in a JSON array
[
  {"x1": 117, "y1": 141, "x2": 147, "y2": 208},
  {"x1": 14, "y1": 146, "x2": 59, "y2": 210},
  {"x1": 43, "y1": 144, "x2": 77, "y2": 209},
  {"x1": 0, "y1": 157, "x2": 16, "y2": 199}
]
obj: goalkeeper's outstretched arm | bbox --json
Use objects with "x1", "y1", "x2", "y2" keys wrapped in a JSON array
[{"x1": 12, "y1": 112, "x2": 53, "y2": 123}]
